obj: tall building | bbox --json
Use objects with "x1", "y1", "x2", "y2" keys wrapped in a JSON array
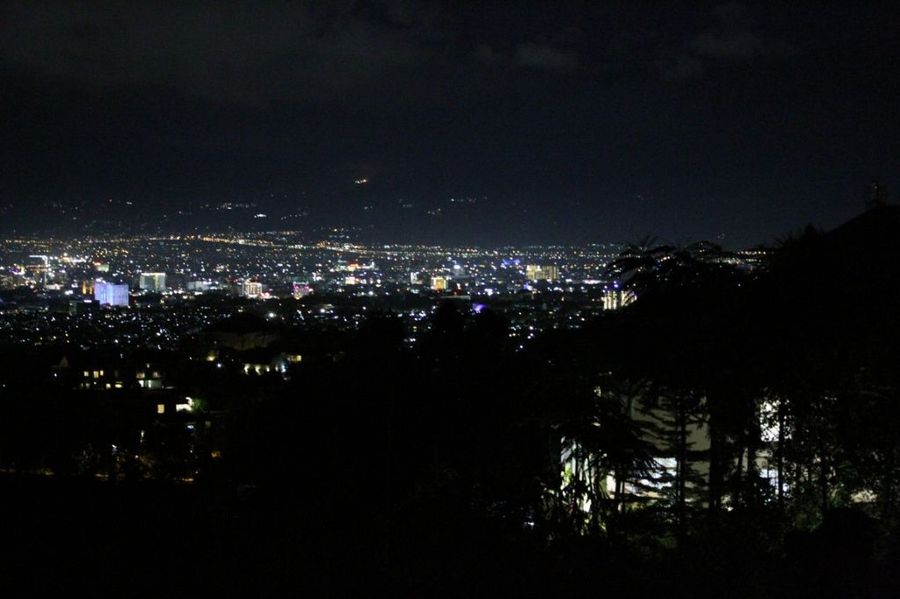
[
  {"x1": 430, "y1": 276, "x2": 448, "y2": 292},
  {"x1": 26, "y1": 255, "x2": 50, "y2": 285},
  {"x1": 526, "y1": 264, "x2": 560, "y2": 282},
  {"x1": 241, "y1": 280, "x2": 263, "y2": 298},
  {"x1": 543, "y1": 265, "x2": 560, "y2": 281},
  {"x1": 94, "y1": 281, "x2": 129, "y2": 307},
  {"x1": 139, "y1": 272, "x2": 167, "y2": 292}
]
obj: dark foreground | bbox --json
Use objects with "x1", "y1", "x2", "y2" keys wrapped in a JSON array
[
  {"x1": 5, "y1": 209, "x2": 900, "y2": 597},
  {"x1": 2, "y1": 477, "x2": 898, "y2": 598}
]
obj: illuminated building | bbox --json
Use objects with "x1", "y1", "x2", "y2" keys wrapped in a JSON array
[
  {"x1": 186, "y1": 280, "x2": 214, "y2": 292},
  {"x1": 601, "y1": 288, "x2": 636, "y2": 311},
  {"x1": 241, "y1": 280, "x2": 263, "y2": 298},
  {"x1": 292, "y1": 282, "x2": 312, "y2": 299},
  {"x1": 78, "y1": 368, "x2": 123, "y2": 390},
  {"x1": 431, "y1": 276, "x2": 448, "y2": 291},
  {"x1": 26, "y1": 255, "x2": 50, "y2": 285},
  {"x1": 137, "y1": 366, "x2": 164, "y2": 389},
  {"x1": 337, "y1": 260, "x2": 375, "y2": 272},
  {"x1": 139, "y1": 272, "x2": 167, "y2": 292},
  {"x1": 526, "y1": 264, "x2": 559, "y2": 281},
  {"x1": 561, "y1": 385, "x2": 713, "y2": 512},
  {"x1": 94, "y1": 281, "x2": 129, "y2": 306}
]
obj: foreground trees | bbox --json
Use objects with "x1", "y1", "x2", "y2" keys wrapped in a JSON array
[
  {"x1": 554, "y1": 208, "x2": 900, "y2": 543},
  {"x1": 3, "y1": 209, "x2": 900, "y2": 596}
]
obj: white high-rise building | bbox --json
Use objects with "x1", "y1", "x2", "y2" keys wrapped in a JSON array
[
  {"x1": 139, "y1": 272, "x2": 167, "y2": 292},
  {"x1": 94, "y1": 281, "x2": 129, "y2": 306}
]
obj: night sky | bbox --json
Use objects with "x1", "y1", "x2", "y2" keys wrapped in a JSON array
[{"x1": 2, "y1": 1, "x2": 897, "y2": 246}]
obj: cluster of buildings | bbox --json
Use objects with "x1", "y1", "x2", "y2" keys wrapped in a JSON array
[
  {"x1": 0, "y1": 232, "x2": 774, "y2": 490},
  {"x1": 0, "y1": 234, "x2": 768, "y2": 352}
]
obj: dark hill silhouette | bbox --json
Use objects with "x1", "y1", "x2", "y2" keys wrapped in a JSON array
[
  {"x1": 773, "y1": 205, "x2": 900, "y2": 290},
  {"x1": 764, "y1": 206, "x2": 900, "y2": 342},
  {"x1": 828, "y1": 204, "x2": 900, "y2": 248},
  {"x1": 750, "y1": 207, "x2": 900, "y2": 393},
  {"x1": 822, "y1": 205, "x2": 900, "y2": 296}
]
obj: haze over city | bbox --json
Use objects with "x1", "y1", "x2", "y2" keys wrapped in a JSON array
[{"x1": 3, "y1": 1, "x2": 897, "y2": 246}]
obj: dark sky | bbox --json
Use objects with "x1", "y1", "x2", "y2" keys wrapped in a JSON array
[{"x1": 2, "y1": 1, "x2": 897, "y2": 246}]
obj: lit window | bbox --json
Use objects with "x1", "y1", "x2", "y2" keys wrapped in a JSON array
[{"x1": 156, "y1": 404, "x2": 165, "y2": 414}]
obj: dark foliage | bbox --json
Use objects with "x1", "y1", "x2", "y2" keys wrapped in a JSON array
[{"x1": 4, "y1": 210, "x2": 900, "y2": 596}]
